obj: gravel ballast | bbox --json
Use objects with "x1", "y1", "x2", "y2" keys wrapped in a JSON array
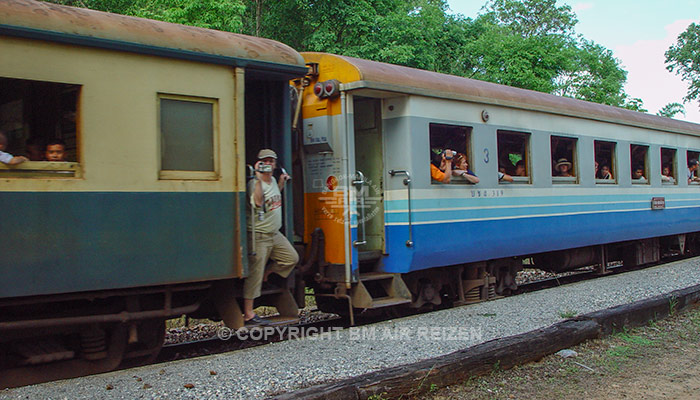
[{"x1": 3, "y1": 257, "x2": 700, "y2": 400}]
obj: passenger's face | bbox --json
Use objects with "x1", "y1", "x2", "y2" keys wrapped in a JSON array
[
  {"x1": 560, "y1": 164, "x2": 569, "y2": 173},
  {"x1": 602, "y1": 166, "x2": 610, "y2": 174},
  {"x1": 46, "y1": 144, "x2": 65, "y2": 161},
  {"x1": 515, "y1": 165, "x2": 525, "y2": 176},
  {"x1": 633, "y1": 169, "x2": 643, "y2": 179},
  {"x1": 663, "y1": 167, "x2": 670, "y2": 176}
]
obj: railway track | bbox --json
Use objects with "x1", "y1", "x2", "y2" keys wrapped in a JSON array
[{"x1": 154, "y1": 253, "x2": 684, "y2": 366}]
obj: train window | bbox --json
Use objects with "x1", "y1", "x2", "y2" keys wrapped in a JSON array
[
  {"x1": 429, "y1": 123, "x2": 474, "y2": 185},
  {"x1": 159, "y1": 94, "x2": 218, "y2": 180},
  {"x1": 630, "y1": 144, "x2": 649, "y2": 184},
  {"x1": 497, "y1": 130, "x2": 530, "y2": 184},
  {"x1": 0, "y1": 77, "x2": 81, "y2": 178},
  {"x1": 551, "y1": 136, "x2": 577, "y2": 184},
  {"x1": 661, "y1": 148, "x2": 677, "y2": 185},
  {"x1": 594, "y1": 140, "x2": 616, "y2": 184},
  {"x1": 687, "y1": 150, "x2": 700, "y2": 185}
]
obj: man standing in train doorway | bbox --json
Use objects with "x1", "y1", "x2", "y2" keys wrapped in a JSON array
[{"x1": 243, "y1": 149, "x2": 298, "y2": 326}]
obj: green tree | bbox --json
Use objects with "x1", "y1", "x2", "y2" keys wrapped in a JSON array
[
  {"x1": 48, "y1": 0, "x2": 637, "y2": 111},
  {"x1": 460, "y1": 18, "x2": 572, "y2": 92},
  {"x1": 657, "y1": 102, "x2": 686, "y2": 118},
  {"x1": 665, "y1": 22, "x2": 700, "y2": 105},
  {"x1": 482, "y1": 0, "x2": 577, "y2": 37},
  {"x1": 555, "y1": 41, "x2": 627, "y2": 106},
  {"x1": 622, "y1": 97, "x2": 647, "y2": 112},
  {"x1": 469, "y1": 0, "x2": 631, "y2": 107},
  {"x1": 242, "y1": 0, "x2": 467, "y2": 74},
  {"x1": 46, "y1": 0, "x2": 244, "y2": 32}
]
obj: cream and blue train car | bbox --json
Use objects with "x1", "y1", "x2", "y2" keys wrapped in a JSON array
[
  {"x1": 298, "y1": 52, "x2": 700, "y2": 315},
  {"x1": 0, "y1": 0, "x2": 306, "y2": 387}
]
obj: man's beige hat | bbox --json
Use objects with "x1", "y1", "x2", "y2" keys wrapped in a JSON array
[{"x1": 257, "y1": 149, "x2": 277, "y2": 159}]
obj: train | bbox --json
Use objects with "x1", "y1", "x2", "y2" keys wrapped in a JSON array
[
  {"x1": 3, "y1": 0, "x2": 700, "y2": 387},
  {"x1": 296, "y1": 52, "x2": 700, "y2": 314}
]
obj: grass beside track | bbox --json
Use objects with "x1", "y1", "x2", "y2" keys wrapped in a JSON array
[{"x1": 418, "y1": 305, "x2": 700, "y2": 400}]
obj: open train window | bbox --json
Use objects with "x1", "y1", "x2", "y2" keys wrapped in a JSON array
[
  {"x1": 429, "y1": 123, "x2": 473, "y2": 185},
  {"x1": 551, "y1": 135, "x2": 577, "y2": 184},
  {"x1": 630, "y1": 144, "x2": 649, "y2": 184},
  {"x1": 594, "y1": 140, "x2": 616, "y2": 184},
  {"x1": 687, "y1": 150, "x2": 700, "y2": 185},
  {"x1": 158, "y1": 94, "x2": 218, "y2": 180},
  {"x1": 0, "y1": 77, "x2": 80, "y2": 178},
  {"x1": 661, "y1": 148, "x2": 677, "y2": 185},
  {"x1": 497, "y1": 130, "x2": 530, "y2": 184}
]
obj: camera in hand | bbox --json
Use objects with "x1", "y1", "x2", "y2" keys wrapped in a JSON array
[{"x1": 258, "y1": 164, "x2": 273, "y2": 173}]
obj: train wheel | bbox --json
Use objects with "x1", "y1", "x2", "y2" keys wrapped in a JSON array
[
  {"x1": 119, "y1": 319, "x2": 166, "y2": 368},
  {"x1": 0, "y1": 323, "x2": 127, "y2": 389}
]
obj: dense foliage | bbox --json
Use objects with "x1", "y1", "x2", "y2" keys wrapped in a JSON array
[
  {"x1": 46, "y1": 0, "x2": 646, "y2": 110},
  {"x1": 657, "y1": 103, "x2": 686, "y2": 118},
  {"x1": 666, "y1": 23, "x2": 700, "y2": 108}
]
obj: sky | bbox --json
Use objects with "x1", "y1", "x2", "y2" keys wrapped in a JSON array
[{"x1": 446, "y1": 0, "x2": 700, "y2": 124}]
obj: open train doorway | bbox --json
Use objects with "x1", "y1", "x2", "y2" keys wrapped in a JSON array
[
  {"x1": 353, "y1": 97, "x2": 385, "y2": 258},
  {"x1": 244, "y1": 78, "x2": 296, "y2": 240}
]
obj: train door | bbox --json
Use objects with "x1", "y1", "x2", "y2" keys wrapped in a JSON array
[
  {"x1": 353, "y1": 97, "x2": 385, "y2": 259},
  {"x1": 244, "y1": 77, "x2": 294, "y2": 241}
]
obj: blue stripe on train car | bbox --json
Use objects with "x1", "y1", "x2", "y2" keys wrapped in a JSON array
[
  {"x1": 379, "y1": 206, "x2": 700, "y2": 273},
  {"x1": 0, "y1": 191, "x2": 246, "y2": 298}
]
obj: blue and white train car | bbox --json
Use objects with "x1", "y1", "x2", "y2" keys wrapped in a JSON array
[{"x1": 297, "y1": 52, "x2": 700, "y2": 312}]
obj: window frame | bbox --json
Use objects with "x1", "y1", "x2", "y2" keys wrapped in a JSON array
[
  {"x1": 428, "y1": 123, "x2": 473, "y2": 185},
  {"x1": 0, "y1": 76, "x2": 82, "y2": 179},
  {"x1": 594, "y1": 140, "x2": 617, "y2": 185},
  {"x1": 550, "y1": 135, "x2": 578, "y2": 184},
  {"x1": 497, "y1": 130, "x2": 531, "y2": 185},
  {"x1": 687, "y1": 150, "x2": 700, "y2": 185},
  {"x1": 630, "y1": 144, "x2": 649, "y2": 185},
  {"x1": 660, "y1": 147, "x2": 678, "y2": 185},
  {"x1": 157, "y1": 93, "x2": 219, "y2": 181}
]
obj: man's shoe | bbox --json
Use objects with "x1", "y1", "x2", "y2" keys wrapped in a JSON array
[{"x1": 244, "y1": 314, "x2": 270, "y2": 327}]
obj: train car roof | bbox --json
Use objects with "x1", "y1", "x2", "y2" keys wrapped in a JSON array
[
  {"x1": 303, "y1": 52, "x2": 700, "y2": 136},
  {"x1": 0, "y1": 0, "x2": 307, "y2": 78}
]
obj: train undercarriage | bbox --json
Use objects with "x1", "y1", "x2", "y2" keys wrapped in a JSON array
[
  {"x1": 2, "y1": 232, "x2": 697, "y2": 389},
  {"x1": 309, "y1": 232, "x2": 700, "y2": 321}
]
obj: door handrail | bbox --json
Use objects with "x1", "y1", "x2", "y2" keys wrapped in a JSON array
[
  {"x1": 246, "y1": 164, "x2": 257, "y2": 256},
  {"x1": 353, "y1": 170, "x2": 367, "y2": 247},
  {"x1": 388, "y1": 169, "x2": 413, "y2": 247}
]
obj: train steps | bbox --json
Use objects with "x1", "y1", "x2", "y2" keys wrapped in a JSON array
[{"x1": 350, "y1": 272, "x2": 412, "y2": 309}]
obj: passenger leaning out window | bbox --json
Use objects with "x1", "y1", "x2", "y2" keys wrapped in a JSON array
[
  {"x1": 0, "y1": 131, "x2": 28, "y2": 165},
  {"x1": 430, "y1": 149, "x2": 454, "y2": 183},
  {"x1": 452, "y1": 153, "x2": 479, "y2": 184},
  {"x1": 687, "y1": 159, "x2": 700, "y2": 183}
]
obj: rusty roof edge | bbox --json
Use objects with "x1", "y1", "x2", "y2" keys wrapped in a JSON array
[
  {"x1": 0, "y1": 23, "x2": 308, "y2": 78},
  {"x1": 341, "y1": 80, "x2": 700, "y2": 137}
]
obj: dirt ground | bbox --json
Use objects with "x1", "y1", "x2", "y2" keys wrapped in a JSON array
[{"x1": 421, "y1": 305, "x2": 700, "y2": 400}]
